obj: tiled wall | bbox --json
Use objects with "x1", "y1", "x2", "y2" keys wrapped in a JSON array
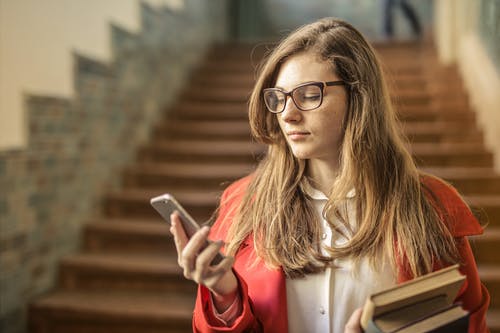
[{"x1": 0, "y1": 1, "x2": 228, "y2": 331}]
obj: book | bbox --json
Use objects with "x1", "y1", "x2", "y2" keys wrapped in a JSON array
[{"x1": 361, "y1": 264, "x2": 469, "y2": 333}]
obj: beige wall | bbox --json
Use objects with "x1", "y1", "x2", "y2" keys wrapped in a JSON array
[
  {"x1": 0, "y1": 0, "x2": 182, "y2": 150},
  {"x1": 434, "y1": 0, "x2": 500, "y2": 171}
]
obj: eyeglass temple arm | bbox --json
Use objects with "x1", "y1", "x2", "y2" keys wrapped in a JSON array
[{"x1": 325, "y1": 81, "x2": 345, "y2": 86}]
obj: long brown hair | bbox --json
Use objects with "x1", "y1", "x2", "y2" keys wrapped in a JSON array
[{"x1": 223, "y1": 18, "x2": 458, "y2": 278}]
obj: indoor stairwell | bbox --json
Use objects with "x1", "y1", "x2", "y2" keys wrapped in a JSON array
[{"x1": 29, "y1": 42, "x2": 500, "y2": 332}]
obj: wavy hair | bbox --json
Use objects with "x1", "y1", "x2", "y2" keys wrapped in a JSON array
[{"x1": 223, "y1": 18, "x2": 459, "y2": 278}]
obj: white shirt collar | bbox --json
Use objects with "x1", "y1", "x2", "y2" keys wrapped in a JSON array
[{"x1": 300, "y1": 177, "x2": 356, "y2": 200}]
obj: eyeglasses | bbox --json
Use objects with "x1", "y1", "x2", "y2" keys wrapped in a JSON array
[{"x1": 262, "y1": 81, "x2": 345, "y2": 113}]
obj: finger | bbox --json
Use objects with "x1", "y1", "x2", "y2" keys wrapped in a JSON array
[
  {"x1": 344, "y1": 307, "x2": 363, "y2": 333},
  {"x1": 210, "y1": 256, "x2": 234, "y2": 276},
  {"x1": 203, "y1": 256, "x2": 235, "y2": 284},
  {"x1": 181, "y1": 226, "x2": 210, "y2": 273},
  {"x1": 193, "y1": 241, "x2": 225, "y2": 280},
  {"x1": 170, "y1": 212, "x2": 189, "y2": 264}
]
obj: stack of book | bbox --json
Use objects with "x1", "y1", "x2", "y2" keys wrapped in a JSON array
[{"x1": 361, "y1": 264, "x2": 469, "y2": 333}]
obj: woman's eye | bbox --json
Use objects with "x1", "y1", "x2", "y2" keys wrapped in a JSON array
[{"x1": 304, "y1": 94, "x2": 320, "y2": 100}]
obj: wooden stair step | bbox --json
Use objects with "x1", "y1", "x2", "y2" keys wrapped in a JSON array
[
  {"x1": 479, "y1": 265, "x2": 500, "y2": 306},
  {"x1": 411, "y1": 143, "x2": 493, "y2": 167},
  {"x1": 172, "y1": 101, "x2": 248, "y2": 120},
  {"x1": 84, "y1": 219, "x2": 175, "y2": 254},
  {"x1": 59, "y1": 253, "x2": 191, "y2": 292},
  {"x1": 180, "y1": 87, "x2": 251, "y2": 103},
  {"x1": 138, "y1": 140, "x2": 265, "y2": 163},
  {"x1": 104, "y1": 188, "x2": 221, "y2": 220},
  {"x1": 29, "y1": 290, "x2": 194, "y2": 333},
  {"x1": 403, "y1": 122, "x2": 482, "y2": 144},
  {"x1": 124, "y1": 161, "x2": 254, "y2": 188},
  {"x1": 464, "y1": 196, "x2": 500, "y2": 226},
  {"x1": 423, "y1": 167, "x2": 500, "y2": 195},
  {"x1": 398, "y1": 105, "x2": 474, "y2": 122},
  {"x1": 155, "y1": 119, "x2": 252, "y2": 140},
  {"x1": 487, "y1": 309, "x2": 500, "y2": 333},
  {"x1": 191, "y1": 73, "x2": 255, "y2": 88},
  {"x1": 198, "y1": 61, "x2": 255, "y2": 74},
  {"x1": 471, "y1": 227, "x2": 500, "y2": 265}
]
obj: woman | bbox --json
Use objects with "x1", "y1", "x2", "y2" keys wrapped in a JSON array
[{"x1": 170, "y1": 18, "x2": 489, "y2": 332}]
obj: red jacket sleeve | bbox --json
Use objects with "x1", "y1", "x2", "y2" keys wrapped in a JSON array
[
  {"x1": 193, "y1": 269, "x2": 262, "y2": 333},
  {"x1": 192, "y1": 176, "x2": 263, "y2": 332}
]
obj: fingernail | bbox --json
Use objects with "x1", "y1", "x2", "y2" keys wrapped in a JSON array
[{"x1": 201, "y1": 226, "x2": 210, "y2": 233}]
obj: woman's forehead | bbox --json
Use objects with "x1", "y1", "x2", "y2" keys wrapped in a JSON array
[{"x1": 274, "y1": 52, "x2": 338, "y2": 89}]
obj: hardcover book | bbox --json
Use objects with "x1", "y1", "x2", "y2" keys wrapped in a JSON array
[{"x1": 361, "y1": 264, "x2": 469, "y2": 333}]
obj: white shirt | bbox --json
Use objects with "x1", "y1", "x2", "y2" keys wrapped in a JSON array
[{"x1": 286, "y1": 181, "x2": 395, "y2": 333}]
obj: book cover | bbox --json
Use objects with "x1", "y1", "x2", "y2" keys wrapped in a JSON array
[{"x1": 361, "y1": 264, "x2": 468, "y2": 333}]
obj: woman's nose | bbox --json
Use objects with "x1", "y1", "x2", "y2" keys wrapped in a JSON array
[{"x1": 280, "y1": 96, "x2": 302, "y2": 122}]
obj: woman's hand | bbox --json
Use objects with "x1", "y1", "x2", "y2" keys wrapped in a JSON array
[
  {"x1": 170, "y1": 212, "x2": 239, "y2": 312},
  {"x1": 344, "y1": 307, "x2": 363, "y2": 333}
]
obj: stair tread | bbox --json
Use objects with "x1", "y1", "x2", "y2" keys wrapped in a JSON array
[
  {"x1": 62, "y1": 252, "x2": 179, "y2": 274},
  {"x1": 31, "y1": 290, "x2": 194, "y2": 320},
  {"x1": 478, "y1": 265, "x2": 500, "y2": 278},
  {"x1": 148, "y1": 139, "x2": 265, "y2": 154},
  {"x1": 464, "y1": 195, "x2": 500, "y2": 206},
  {"x1": 86, "y1": 219, "x2": 169, "y2": 235},
  {"x1": 107, "y1": 187, "x2": 221, "y2": 202},
  {"x1": 402, "y1": 122, "x2": 480, "y2": 133},
  {"x1": 410, "y1": 142, "x2": 488, "y2": 153},
  {"x1": 487, "y1": 309, "x2": 500, "y2": 327},
  {"x1": 128, "y1": 161, "x2": 255, "y2": 178},
  {"x1": 472, "y1": 226, "x2": 500, "y2": 239},
  {"x1": 422, "y1": 167, "x2": 499, "y2": 179}
]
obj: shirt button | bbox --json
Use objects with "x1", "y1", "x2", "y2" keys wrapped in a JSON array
[
  {"x1": 319, "y1": 306, "x2": 326, "y2": 315},
  {"x1": 321, "y1": 233, "x2": 327, "y2": 240}
]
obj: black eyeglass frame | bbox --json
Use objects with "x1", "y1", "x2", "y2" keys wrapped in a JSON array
[{"x1": 262, "y1": 80, "x2": 345, "y2": 113}]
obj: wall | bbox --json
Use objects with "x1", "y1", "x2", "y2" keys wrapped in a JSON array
[
  {"x1": 0, "y1": 1, "x2": 228, "y2": 332},
  {"x1": 434, "y1": 0, "x2": 500, "y2": 171},
  {"x1": 0, "y1": 0, "x2": 183, "y2": 150}
]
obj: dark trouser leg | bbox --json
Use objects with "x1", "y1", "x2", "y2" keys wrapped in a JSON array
[
  {"x1": 400, "y1": 0, "x2": 422, "y2": 36},
  {"x1": 383, "y1": 0, "x2": 395, "y2": 37}
]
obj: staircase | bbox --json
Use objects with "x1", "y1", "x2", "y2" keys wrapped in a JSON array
[{"x1": 28, "y1": 42, "x2": 500, "y2": 332}]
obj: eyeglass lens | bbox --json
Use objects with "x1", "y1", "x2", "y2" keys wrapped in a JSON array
[{"x1": 264, "y1": 84, "x2": 323, "y2": 113}]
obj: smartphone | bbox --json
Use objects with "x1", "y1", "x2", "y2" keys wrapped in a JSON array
[{"x1": 150, "y1": 193, "x2": 224, "y2": 265}]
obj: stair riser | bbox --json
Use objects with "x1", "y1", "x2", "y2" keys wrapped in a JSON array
[
  {"x1": 84, "y1": 230, "x2": 176, "y2": 255},
  {"x1": 448, "y1": 179, "x2": 500, "y2": 196},
  {"x1": 104, "y1": 199, "x2": 215, "y2": 220},
  {"x1": 471, "y1": 206, "x2": 500, "y2": 227},
  {"x1": 29, "y1": 311, "x2": 191, "y2": 333},
  {"x1": 482, "y1": 278, "x2": 500, "y2": 307},
  {"x1": 175, "y1": 112, "x2": 248, "y2": 121},
  {"x1": 154, "y1": 130, "x2": 252, "y2": 141},
  {"x1": 472, "y1": 239, "x2": 500, "y2": 264},
  {"x1": 123, "y1": 172, "x2": 244, "y2": 189},
  {"x1": 415, "y1": 154, "x2": 493, "y2": 168},
  {"x1": 137, "y1": 149, "x2": 261, "y2": 164},
  {"x1": 59, "y1": 268, "x2": 194, "y2": 294},
  {"x1": 407, "y1": 133, "x2": 483, "y2": 144}
]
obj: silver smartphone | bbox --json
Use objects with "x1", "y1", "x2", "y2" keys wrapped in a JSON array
[{"x1": 150, "y1": 193, "x2": 224, "y2": 265}]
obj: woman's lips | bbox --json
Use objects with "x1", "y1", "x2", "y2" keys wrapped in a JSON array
[{"x1": 287, "y1": 131, "x2": 310, "y2": 140}]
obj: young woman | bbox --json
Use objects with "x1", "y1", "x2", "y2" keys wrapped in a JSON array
[{"x1": 170, "y1": 18, "x2": 490, "y2": 333}]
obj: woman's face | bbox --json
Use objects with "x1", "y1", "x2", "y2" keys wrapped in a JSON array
[{"x1": 274, "y1": 51, "x2": 348, "y2": 165}]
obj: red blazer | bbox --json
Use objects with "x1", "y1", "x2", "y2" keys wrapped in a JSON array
[{"x1": 193, "y1": 175, "x2": 490, "y2": 333}]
